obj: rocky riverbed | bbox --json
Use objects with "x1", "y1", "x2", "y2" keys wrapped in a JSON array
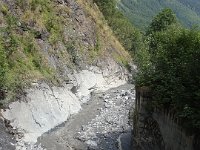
[
  {"x1": 37, "y1": 84, "x2": 135, "y2": 150},
  {"x1": 0, "y1": 120, "x2": 16, "y2": 150}
]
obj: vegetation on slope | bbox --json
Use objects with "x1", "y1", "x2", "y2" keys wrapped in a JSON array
[
  {"x1": 0, "y1": 1, "x2": 57, "y2": 101},
  {"x1": 119, "y1": 0, "x2": 200, "y2": 30},
  {"x1": 93, "y1": 0, "x2": 143, "y2": 55},
  {"x1": 177, "y1": 0, "x2": 200, "y2": 16},
  {"x1": 0, "y1": 0, "x2": 131, "y2": 104},
  {"x1": 76, "y1": 0, "x2": 131, "y2": 65},
  {"x1": 94, "y1": 0, "x2": 200, "y2": 135},
  {"x1": 86, "y1": 0, "x2": 200, "y2": 137},
  {"x1": 0, "y1": 0, "x2": 198, "y2": 138},
  {"x1": 136, "y1": 9, "x2": 200, "y2": 134}
]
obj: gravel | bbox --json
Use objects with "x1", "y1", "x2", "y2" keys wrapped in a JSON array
[{"x1": 38, "y1": 84, "x2": 135, "y2": 150}]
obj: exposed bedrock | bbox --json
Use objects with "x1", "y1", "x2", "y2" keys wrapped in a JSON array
[{"x1": 1, "y1": 62, "x2": 131, "y2": 149}]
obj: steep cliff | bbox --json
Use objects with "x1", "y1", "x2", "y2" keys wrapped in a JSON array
[
  {"x1": 133, "y1": 87, "x2": 200, "y2": 150},
  {"x1": 0, "y1": 0, "x2": 133, "y2": 149}
]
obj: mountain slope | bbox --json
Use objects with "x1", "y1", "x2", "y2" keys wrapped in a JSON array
[
  {"x1": 118, "y1": 0, "x2": 200, "y2": 30},
  {"x1": 177, "y1": 0, "x2": 200, "y2": 16},
  {"x1": 0, "y1": 0, "x2": 134, "y2": 149},
  {"x1": 0, "y1": 0, "x2": 131, "y2": 104}
]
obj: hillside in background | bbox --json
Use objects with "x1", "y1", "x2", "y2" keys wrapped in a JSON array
[{"x1": 118, "y1": 0, "x2": 200, "y2": 30}]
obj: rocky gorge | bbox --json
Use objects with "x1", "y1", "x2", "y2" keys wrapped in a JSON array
[
  {"x1": 1, "y1": 0, "x2": 199, "y2": 150},
  {"x1": 0, "y1": 62, "x2": 134, "y2": 149},
  {"x1": 38, "y1": 84, "x2": 135, "y2": 150},
  {"x1": 0, "y1": 0, "x2": 135, "y2": 149}
]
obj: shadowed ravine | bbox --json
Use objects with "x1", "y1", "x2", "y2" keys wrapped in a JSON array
[{"x1": 37, "y1": 84, "x2": 135, "y2": 150}]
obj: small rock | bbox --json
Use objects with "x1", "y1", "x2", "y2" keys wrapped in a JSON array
[
  {"x1": 105, "y1": 103, "x2": 111, "y2": 108},
  {"x1": 116, "y1": 95, "x2": 121, "y2": 99},
  {"x1": 86, "y1": 140, "x2": 97, "y2": 147},
  {"x1": 99, "y1": 95, "x2": 103, "y2": 99},
  {"x1": 82, "y1": 125, "x2": 87, "y2": 131},
  {"x1": 124, "y1": 96, "x2": 129, "y2": 100},
  {"x1": 121, "y1": 90, "x2": 128, "y2": 96},
  {"x1": 103, "y1": 95, "x2": 110, "y2": 99}
]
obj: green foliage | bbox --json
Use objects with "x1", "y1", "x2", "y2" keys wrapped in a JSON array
[
  {"x1": 0, "y1": 39, "x2": 8, "y2": 89},
  {"x1": 93, "y1": 0, "x2": 142, "y2": 54},
  {"x1": 136, "y1": 10, "x2": 200, "y2": 133},
  {"x1": 147, "y1": 8, "x2": 177, "y2": 34},
  {"x1": 136, "y1": 10, "x2": 200, "y2": 134},
  {"x1": 30, "y1": 0, "x2": 64, "y2": 44},
  {"x1": 1, "y1": 4, "x2": 9, "y2": 15},
  {"x1": 94, "y1": 34, "x2": 100, "y2": 52},
  {"x1": 135, "y1": 45, "x2": 153, "y2": 86},
  {"x1": 16, "y1": 0, "x2": 64, "y2": 45},
  {"x1": 153, "y1": 28, "x2": 200, "y2": 133},
  {"x1": 94, "y1": 0, "x2": 117, "y2": 17},
  {"x1": 0, "y1": 4, "x2": 58, "y2": 102},
  {"x1": 16, "y1": 0, "x2": 27, "y2": 11}
]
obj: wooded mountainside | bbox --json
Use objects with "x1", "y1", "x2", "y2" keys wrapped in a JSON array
[{"x1": 119, "y1": 0, "x2": 200, "y2": 30}]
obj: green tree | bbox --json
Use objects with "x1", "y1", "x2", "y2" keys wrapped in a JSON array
[
  {"x1": 136, "y1": 10, "x2": 200, "y2": 134},
  {"x1": 147, "y1": 8, "x2": 177, "y2": 34},
  {"x1": 151, "y1": 28, "x2": 200, "y2": 133}
]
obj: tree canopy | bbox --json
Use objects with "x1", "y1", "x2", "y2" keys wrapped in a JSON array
[
  {"x1": 147, "y1": 8, "x2": 177, "y2": 34},
  {"x1": 136, "y1": 8, "x2": 200, "y2": 134}
]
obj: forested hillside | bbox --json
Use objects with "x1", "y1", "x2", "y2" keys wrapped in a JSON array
[
  {"x1": 119, "y1": 0, "x2": 200, "y2": 30},
  {"x1": 178, "y1": 0, "x2": 200, "y2": 16}
]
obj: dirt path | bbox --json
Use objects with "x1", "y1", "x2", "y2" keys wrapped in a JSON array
[{"x1": 38, "y1": 84, "x2": 135, "y2": 150}]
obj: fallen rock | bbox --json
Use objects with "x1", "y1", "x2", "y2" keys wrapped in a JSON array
[
  {"x1": 86, "y1": 140, "x2": 98, "y2": 147},
  {"x1": 77, "y1": 84, "x2": 135, "y2": 150}
]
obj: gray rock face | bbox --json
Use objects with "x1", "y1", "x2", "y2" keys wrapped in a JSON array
[
  {"x1": 77, "y1": 86, "x2": 135, "y2": 150},
  {"x1": 2, "y1": 83, "x2": 81, "y2": 147},
  {"x1": 1, "y1": 67, "x2": 129, "y2": 149},
  {"x1": 0, "y1": 120, "x2": 16, "y2": 150},
  {"x1": 38, "y1": 84, "x2": 135, "y2": 150},
  {"x1": 0, "y1": 0, "x2": 134, "y2": 149}
]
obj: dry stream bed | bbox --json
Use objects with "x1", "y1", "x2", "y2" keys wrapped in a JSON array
[{"x1": 38, "y1": 84, "x2": 135, "y2": 150}]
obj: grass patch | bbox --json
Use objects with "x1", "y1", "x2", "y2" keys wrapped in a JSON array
[
  {"x1": 76, "y1": 0, "x2": 131, "y2": 64},
  {"x1": 0, "y1": 4, "x2": 58, "y2": 103}
]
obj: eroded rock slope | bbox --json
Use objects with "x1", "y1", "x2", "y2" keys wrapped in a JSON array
[
  {"x1": 0, "y1": 0, "x2": 133, "y2": 149},
  {"x1": 38, "y1": 84, "x2": 135, "y2": 150}
]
